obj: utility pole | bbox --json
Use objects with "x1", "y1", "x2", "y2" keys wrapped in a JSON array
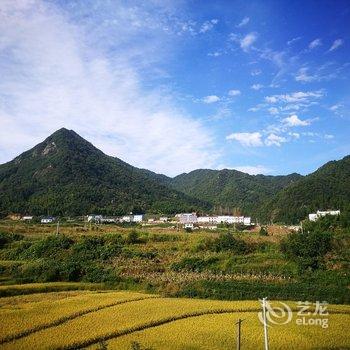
[
  {"x1": 235, "y1": 318, "x2": 244, "y2": 350},
  {"x1": 261, "y1": 297, "x2": 269, "y2": 350},
  {"x1": 56, "y1": 220, "x2": 60, "y2": 235}
]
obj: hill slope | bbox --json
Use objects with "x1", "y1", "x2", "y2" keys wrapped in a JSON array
[
  {"x1": 171, "y1": 169, "x2": 302, "y2": 216},
  {"x1": 258, "y1": 155, "x2": 350, "y2": 223},
  {"x1": 0, "y1": 128, "x2": 209, "y2": 216}
]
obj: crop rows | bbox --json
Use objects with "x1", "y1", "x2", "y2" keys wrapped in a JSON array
[
  {"x1": 51, "y1": 306, "x2": 350, "y2": 350},
  {"x1": 0, "y1": 295, "x2": 158, "y2": 345}
]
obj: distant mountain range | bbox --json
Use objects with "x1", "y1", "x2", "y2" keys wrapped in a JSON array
[{"x1": 0, "y1": 128, "x2": 349, "y2": 223}]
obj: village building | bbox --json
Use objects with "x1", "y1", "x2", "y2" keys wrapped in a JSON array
[
  {"x1": 133, "y1": 214, "x2": 144, "y2": 223},
  {"x1": 178, "y1": 213, "x2": 198, "y2": 224},
  {"x1": 87, "y1": 214, "x2": 103, "y2": 223},
  {"x1": 22, "y1": 216, "x2": 33, "y2": 221},
  {"x1": 41, "y1": 217, "x2": 55, "y2": 224},
  {"x1": 309, "y1": 210, "x2": 340, "y2": 222}
]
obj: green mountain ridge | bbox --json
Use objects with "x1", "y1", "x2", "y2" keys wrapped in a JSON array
[
  {"x1": 0, "y1": 128, "x2": 209, "y2": 216},
  {"x1": 0, "y1": 128, "x2": 349, "y2": 223}
]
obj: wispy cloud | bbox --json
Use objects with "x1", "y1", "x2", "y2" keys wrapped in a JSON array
[
  {"x1": 236, "y1": 17, "x2": 250, "y2": 28},
  {"x1": 329, "y1": 38, "x2": 344, "y2": 51},
  {"x1": 251, "y1": 84, "x2": 263, "y2": 90},
  {"x1": 0, "y1": 0, "x2": 217, "y2": 176},
  {"x1": 265, "y1": 91, "x2": 324, "y2": 104},
  {"x1": 265, "y1": 133, "x2": 287, "y2": 146},
  {"x1": 308, "y1": 38, "x2": 322, "y2": 50},
  {"x1": 199, "y1": 19, "x2": 218, "y2": 33},
  {"x1": 226, "y1": 132, "x2": 263, "y2": 147},
  {"x1": 287, "y1": 37, "x2": 301, "y2": 45},
  {"x1": 282, "y1": 114, "x2": 310, "y2": 127},
  {"x1": 203, "y1": 95, "x2": 220, "y2": 103},
  {"x1": 228, "y1": 89, "x2": 241, "y2": 96},
  {"x1": 230, "y1": 32, "x2": 258, "y2": 52}
]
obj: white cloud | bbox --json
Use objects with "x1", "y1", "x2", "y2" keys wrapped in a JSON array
[
  {"x1": 329, "y1": 104, "x2": 341, "y2": 111},
  {"x1": 199, "y1": 19, "x2": 218, "y2": 33},
  {"x1": 268, "y1": 107, "x2": 279, "y2": 115},
  {"x1": 208, "y1": 51, "x2": 221, "y2": 57},
  {"x1": 0, "y1": 0, "x2": 217, "y2": 176},
  {"x1": 236, "y1": 17, "x2": 250, "y2": 28},
  {"x1": 265, "y1": 91, "x2": 324, "y2": 104},
  {"x1": 295, "y1": 67, "x2": 315, "y2": 82},
  {"x1": 265, "y1": 133, "x2": 287, "y2": 146},
  {"x1": 219, "y1": 165, "x2": 271, "y2": 175},
  {"x1": 288, "y1": 132, "x2": 300, "y2": 139},
  {"x1": 203, "y1": 95, "x2": 220, "y2": 103},
  {"x1": 329, "y1": 39, "x2": 343, "y2": 52},
  {"x1": 226, "y1": 132, "x2": 263, "y2": 147},
  {"x1": 324, "y1": 134, "x2": 334, "y2": 139},
  {"x1": 231, "y1": 32, "x2": 257, "y2": 52},
  {"x1": 308, "y1": 38, "x2": 322, "y2": 49},
  {"x1": 282, "y1": 114, "x2": 310, "y2": 127},
  {"x1": 251, "y1": 69, "x2": 262, "y2": 76},
  {"x1": 251, "y1": 84, "x2": 263, "y2": 90},
  {"x1": 287, "y1": 37, "x2": 301, "y2": 45},
  {"x1": 228, "y1": 89, "x2": 241, "y2": 96},
  {"x1": 240, "y1": 32, "x2": 257, "y2": 51}
]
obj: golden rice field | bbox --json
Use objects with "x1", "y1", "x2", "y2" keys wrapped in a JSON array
[{"x1": 0, "y1": 284, "x2": 349, "y2": 350}]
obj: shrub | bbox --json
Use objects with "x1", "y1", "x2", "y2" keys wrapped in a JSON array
[
  {"x1": 171, "y1": 256, "x2": 219, "y2": 272},
  {"x1": 212, "y1": 233, "x2": 249, "y2": 254},
  {"x1": 126, "y1": 230, "x2": 141, "y2": 244},
  {"x1": 0, "y1": 232, "x2": 23, "y2": 249},
  {"x1": 259, "y1": 227, "x2": 268, "y2": 236},
  {"x1": 280, "y1": 230, "x2": 333, "y2": 272}
]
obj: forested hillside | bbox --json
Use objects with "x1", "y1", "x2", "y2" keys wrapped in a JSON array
[
  {"x1": 0, "y1": 128, "x2": 349, "y2": 223},
  {"x1": 171, "y1": 169, "x2": 302, "y2": 216},
  {"x1": 0, "y1": 128, "x2": 209, "y2": 216},
  {"x1": 257, "y1": 155, "x2": 350, "y2": 223}
]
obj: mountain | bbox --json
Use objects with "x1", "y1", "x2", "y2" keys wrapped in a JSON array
[
  {"x1": 257, "y1": 155, "x2": 350, "y2": 223},
  {"x1": 0, "y1": 128, "x2": 209, "y2": 216},
  {"x1": 1, "y1": 128, "x2": 348, "y2": 223},
  {"x1": 171, "y1": 169, "x2": 303, "y2": 217}
]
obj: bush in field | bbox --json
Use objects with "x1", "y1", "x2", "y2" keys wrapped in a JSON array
[
  {"x1": 280, "y1": 230, "x2": 333, "y2": 272},
  {"x1": 126, "y1": 230, "x2": 141, "y2": 244},
  {"x1": 23, "y1": 235, "x2": 74, "y2": 259},
  {"x1": 212, "y1": 233, "x2": 249, "y2": 254},
  {"x1": 0, "y1": 232, "x2": 23, "y2": 249},
  {"x1": 194, "y1": 234, "x2": 250, "y2": 254},
  {"x1": 259, "y1": 227, "x2": 268, "y2": 236},
  {"x1": 171, "y1": 256, "x2": 219, "y2": 272}
]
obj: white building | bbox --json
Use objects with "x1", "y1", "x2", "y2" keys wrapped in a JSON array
[
  {"x1": 100, "y1": 217, "x2": 116, "y2": 223},
  {"x1": 41, "y1": 217, "x2": 55, "y2": 224},
  {"x1": 184, "y1": 223, "x2": 194, "y2": 229},
  {"x1": 121, "y1": 215, "x2": 132, "y2": 223},
  {"x1": 309, "y1": 210, "x2": 340, "y2": 222},
  {"x1": 133, "y1": 215, "x2": 144, "y2": 223},
  {"x1": 178, "y1": 213, "x2": 198, "y2": 224},
  {"x1": 197, "y1": 216, "x2": 217, "y2": 223},
  {"x1": 159, "y1": 217, "x2": 168, "y2": 222},
  {"x1": 22, "y1": 216, "x2": 33, "y2": 221},
  {"x1": 87, "y1": 214, "x2": 103, "y2": 223}
]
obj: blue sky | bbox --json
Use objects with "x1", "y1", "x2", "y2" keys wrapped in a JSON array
[{"x1": 0, "y1": 0, "x2": 349, "y2": 176}]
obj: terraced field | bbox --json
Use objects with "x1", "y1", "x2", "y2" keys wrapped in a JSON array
[{"x1": 0, "y1": 285, "x2": 350, "y2": 349}]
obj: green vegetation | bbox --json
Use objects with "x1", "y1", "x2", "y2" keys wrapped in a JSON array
[
  {"x1": 0, "y1": 128, "x2": 209, "y2": 217},
  {"x1": 0, "y1": 128, "x2": 349, "y2": 223},
  {"x1": 0, "y1": 217, "x2": 349, "y2": 303}
]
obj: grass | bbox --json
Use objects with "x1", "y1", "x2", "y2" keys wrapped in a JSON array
[{"x1": 0, "y1": 285, "x2": 349, "y2": 349}]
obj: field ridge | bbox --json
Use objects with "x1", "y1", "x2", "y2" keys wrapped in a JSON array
[{"x1": 0, "y1": 295, "x2": 159, "y2": 345}]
